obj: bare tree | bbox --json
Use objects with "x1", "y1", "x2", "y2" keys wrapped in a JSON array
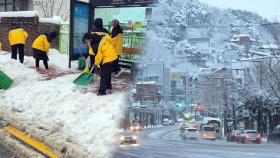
[{"x1": 33, "y1": 0, "x2": 70, "y2": 21}]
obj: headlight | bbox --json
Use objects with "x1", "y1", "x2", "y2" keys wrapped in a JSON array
[
  {"x1": 136, "y1": 126, "x2": 140, "y2": 130},
  {"x1": 132, "y1": 136, "x2": 137, "y2": 140},
  {"x1": 120, "y1": 136, "x2": 125, "y2": 140}
]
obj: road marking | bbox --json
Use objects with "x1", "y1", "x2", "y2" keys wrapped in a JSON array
[{"x1": 3, "y1": 125, "x2": 58, "y2": 158}]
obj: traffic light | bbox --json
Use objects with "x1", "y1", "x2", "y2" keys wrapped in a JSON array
[{"x1": 176, "y1": 103, "x2": 185, "y2": 111}]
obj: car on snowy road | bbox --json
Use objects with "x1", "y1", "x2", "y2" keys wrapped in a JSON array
[
  {"x1": 120, "y1": 132, "x2": 137, "y2": 145},
  {"x1": 237, "y1": 130, "x2": 261, "y2": 144},
  {"x1": 162, "y1": 118, "x2": 170, "y2": 126},
  {"x1": 182, "y1": 128, "x2": 199, "y2": 140},
  {"x1": 227, "y1": 130, "x2": 241, "y2": 142},
  {"x1": 202, "y1": 126, "x2": 216, "y2": 141},
  {"x1": 129, "y1": 122, "x2": 142, "y2": 131}
]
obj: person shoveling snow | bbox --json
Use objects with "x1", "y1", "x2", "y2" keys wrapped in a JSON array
[
  {"x1": 32, "y1": 31, "x2": 58, "y2": 74},
  {"x1": 0, "y1": 52, "x2": 127, "y2": 157},
  {"x1": 77, "y1": 33, "x2": 118, "y2": 96}
]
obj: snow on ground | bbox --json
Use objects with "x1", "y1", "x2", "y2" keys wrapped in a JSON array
[{"x1": 0, "y1": 51, "x2": 127, "y2": 157}]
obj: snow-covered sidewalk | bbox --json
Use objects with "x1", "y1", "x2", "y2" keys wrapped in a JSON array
[{"x1": 0, "y1": 51, "x2": 128, "y2": 157}]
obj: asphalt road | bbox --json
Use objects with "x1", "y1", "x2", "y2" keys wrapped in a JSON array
[{"x1": 113, "y1": 126, "x2": 280, "y2": 158}]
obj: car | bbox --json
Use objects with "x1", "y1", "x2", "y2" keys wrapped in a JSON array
[
  {"x1": 182, "y1": 128, "x2": 199, "y2": 140},
  {"x1": 162, "y1": 118, "x2": 170, "y2": 126},
  {"x1": 120, "y1": 132, "x2": 137, "y2": 144},
  {"x1": 237, "y1": 130, "x2": 261, "y2": 144},
  {"x1": 267, "y1": 125, "x2": 280, "y2": 144},
  {"x1": 129, "y1": 122, "x2": 142, "y2": 131},
  {"x1": 169, "y1": 120, "x2": 175, "y2": 125},
  {"x1": 177, "y1": 118, "x2": 184, "y2": 125},
  {"x1": 227, "y1": 130, "x2": 241, "y2": 142},
  {"x1": 202, "y1": 126, "x2": 216, "y2": 141}
]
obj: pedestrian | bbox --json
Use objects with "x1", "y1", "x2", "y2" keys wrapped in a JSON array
[
  {"x1": 82, "y1": 33, "x2": 96, "y2": 73},
  {"x1": 83, "y1": 33, "x2": 118, "y2": 96},
  {"x1": 8, "y1": 24, "x2": 28, "y2": 63},
  {"x1": 109, "y1": 19, "x2": 123, "y2": 77},
  {"x1": 32, "y1": 31, "x2": 57, "y2": 73},
  {"x1": 83, "y1": 18, "x2": 109, "y2": 73},
  {"x1": 91, "y1": 18, "x2": 109, "y2": 36}
]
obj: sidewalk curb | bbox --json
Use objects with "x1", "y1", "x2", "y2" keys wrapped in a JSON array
[{"x1": 0, "y1": 119, "x2": 58, "y2": 158}]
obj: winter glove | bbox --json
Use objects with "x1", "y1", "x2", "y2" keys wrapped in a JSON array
[{"x1": 83, "y1": 66, "x2": 89, "y2": 73}]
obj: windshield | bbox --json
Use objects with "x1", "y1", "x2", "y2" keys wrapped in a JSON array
[
  {"x1": 188, "y1": 129, "x2": 198, "y2": 132},
  {"x1": 204, "y1": 127, "x2": 215, "y2": 132}
]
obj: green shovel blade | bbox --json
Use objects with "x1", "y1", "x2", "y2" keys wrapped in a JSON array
[{"x1": 73, "y1": 72, "x2": 94, "y2": 86}]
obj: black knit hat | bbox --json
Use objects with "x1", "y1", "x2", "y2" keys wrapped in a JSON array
[
  {"x1": 49, "y1": 31, "x2": 58, "y2": 39},
  {"x1": 94, "y1": 18, "x2": 103, "y2": 28},
  {"x1": 82, "y1": 33, "x2": 92, "y2": 43}
]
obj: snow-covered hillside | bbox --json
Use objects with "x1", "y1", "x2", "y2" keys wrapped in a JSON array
[
  {"x1": 0, "y1": 51, "x2": 126, "y2": 157},
  {"x1": 144, "y1": 0, "x2": 275, "y2": 72}
]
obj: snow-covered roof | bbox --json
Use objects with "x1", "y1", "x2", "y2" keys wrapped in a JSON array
[
  {"x1": 136, "y1": 81, "x2": 157, "y2": 84},
  {"x1": 39, "y1": 16, "x2": 62, "y2": 25},
  {"x1": 0, "y1": 11, "x2": 39, "y2": 18},
  {"x1": 188, "y1": 38, "x2": 210, "y2": 42},
  {"x1": 230, "y1": 34, "x2": 256, "y2": 42},
  {"x1": 261, "y1": 44, "x2": 279, "y2": 49}
]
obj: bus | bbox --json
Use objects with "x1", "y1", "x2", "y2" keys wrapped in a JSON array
[{"x1": 201, "y1": 117, "x2": 222, "y2": 139}]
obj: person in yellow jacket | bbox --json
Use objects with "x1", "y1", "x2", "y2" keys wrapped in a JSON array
[
  {"x1": 109, "y1": 19, "x2": 123, "y2": 78},
  {"x1": 32, "y1": 32, "x2": 57, "y2": 72},
  {"x1": 8, "y1": 24, "x2": 28, "y2": 63},
  {"x1": 84, "y1": 33, "x2": 118, "y2": 95},
  {"x1": 82, "y1": 33, "x2": 96, "y2": 73}
]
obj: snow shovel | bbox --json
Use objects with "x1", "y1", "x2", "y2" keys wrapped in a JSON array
[
  {"x1": 0, "y1": 71, "x2": 14, "y2": 90},
  {"x1": 77, "y1": 43, "x2": 86, "y2": 70},
  {"x1": 73, "y1": 65, "x2": 95, "y2": 86}
]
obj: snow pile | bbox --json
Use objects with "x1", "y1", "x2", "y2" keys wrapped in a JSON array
[
  {"x1": 39, "y1": 16, "x2": 63, "y2": 25},
  {"x1": 0, "y1": 53, "x2": 126, "y2": 157},
  {"x1": 0, "y1": 11, "x2": 39, "y2": 18}
]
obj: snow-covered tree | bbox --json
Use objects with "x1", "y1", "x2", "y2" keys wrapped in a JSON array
[{"x1": 33, "y1": 0, "x2": 70, "y2": 21}]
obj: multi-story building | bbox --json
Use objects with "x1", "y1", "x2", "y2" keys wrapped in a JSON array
[
  {"x1": 131, "y1": 62, "x2": 171, "y2": 122},
  {"x1": 198, "y1": 68, "x2": 234, "y2": 117},
  {"x1": 186, "y1": 76, "x2": 199, "y2": 104},
  {"x1": 0, "y1": 0, "x2": 33, "y2": 12}
]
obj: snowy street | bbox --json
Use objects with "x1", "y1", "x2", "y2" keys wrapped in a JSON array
[{"x1": 114, "y1": 126, "x2": 280, "y2": 158}]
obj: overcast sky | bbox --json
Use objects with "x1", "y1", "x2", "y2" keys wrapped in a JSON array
[{"x1": 200, "y1": 0, "x2": 280, "y2": 21}]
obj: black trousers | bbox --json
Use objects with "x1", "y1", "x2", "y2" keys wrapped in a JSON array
[
  {"x1": 33, "y1": 49, "x2": 49, "y2": 69},
  {"x1": 99, "y1": 61, "x2": 114, "y2": 95},
  {"x1": 112, "y1": 55, "x2": 121, "y2": 73},
  {"x1": 11, "y1": 44, "x2": 24, "y2": 63},
  {"x1": 36, "y1": 59, "x2": 48, "y2": 69}
]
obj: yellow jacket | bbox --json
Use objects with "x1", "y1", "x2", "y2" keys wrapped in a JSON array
[
  {"x1": 108, "y1": 34, "x2": 123, "y2": 56},
  {"x1": 32, "y1": 35, "x2": 50, "y2": 53},
  {"x1": 88, "y1": 44, "x2": 95, "y2": 55},
  {"x1": 94, "y1": 35, "x2": 118, "y2": 65},
  {"x1": 8, "y1": 28, "x2": 28, "y2": 46}
]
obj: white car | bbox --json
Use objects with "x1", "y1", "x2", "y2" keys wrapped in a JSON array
[
  {"x1": 120, "y1": 132, "x2": 137, "y2": 144},
  {"x1": 182, "y1": 128, "x2": 199, "y2": 140},
  {"x1": 162, "y1": 118, "x2": 170, "y2": 126}
]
